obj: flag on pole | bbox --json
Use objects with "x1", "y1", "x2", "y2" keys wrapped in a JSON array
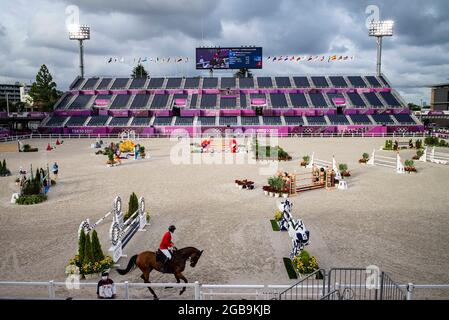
[{"x1": 107, "y1": 57, "x2": 112, "y2": 63}]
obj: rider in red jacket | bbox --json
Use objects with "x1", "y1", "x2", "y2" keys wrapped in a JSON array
[{"x1": 159, "y1": 225, "x2": 176, "y2": 267}]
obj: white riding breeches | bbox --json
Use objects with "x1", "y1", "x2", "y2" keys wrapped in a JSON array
[{"x1": 161, "y1": 249, "x2": 172, "y2": 260}]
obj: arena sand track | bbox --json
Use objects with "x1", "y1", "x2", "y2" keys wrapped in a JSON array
[{"x1": 0, "y1": 137, "x2": 448, "y2": 299}]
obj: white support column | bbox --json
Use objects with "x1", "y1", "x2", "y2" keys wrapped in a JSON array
[
  {"x1": 367, "y1": 149, "x2": 375, "y2": 165},
  {"x1": 396, "y1": 153, "x2": 405, "y2": 174}
]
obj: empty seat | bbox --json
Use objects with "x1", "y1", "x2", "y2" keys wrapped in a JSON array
[
  {"x1": 220, "y1": 97, "x2": 237, "y2": 109},
  {"x1": 87, "y1": 116, "x2": 109, "y2": 126},
  {"x1": 284, "y1": 116, "x2": 304, "y2": 125},
  {"x1": 363, "y1": 92, "x2": 384, "y2": 107},
  {"x1": 70, "y1": 78, "x2": 84, "y2": 90},
  {"x1": 221, "y1": 77, "x2": 236, "y2": 88},
  {"x1": 365, "y1": 76, "x2": 382, "y2": 88},
  {"x1": 147, "y1": 78, "x2": 165, "y2": 89},
  {"x1": 270, "y1": 93, "x2": 288, "y2": 108},
  {"x1": 110, "y1": 95, "x2": 131, "y2": 109},
  {"x1": 347, "y1": 92, "x2": 366, "y2": 107},
  {"x1": 190, "y1": 94, "x2": 198, "y2": 108},
  {"x1": 202, "y1": 77, "x2": 218, "y2": 89},
  {"x1": 379, "y1": 75, "x2": 390, "y2": 87},
  {"x1": 175, "y1": 117, "x2": 194, "y2": 125},
  {"x1": 393, "y1": 114, "x2": 415, "y2": 124},
  {"x1": 130, "y1": 94, "x2": 150, "y2": 109},
  {"x1": 289, "y1": 93, "x2": 309, "y2": 107},
  {"x1": 197, "y1": 117, "x2": 216, "y2": 126},
  {"x1": 329, "y1": 76, "x2": 348, "y2": 88},
  {"x1": 129, "y1": 78, "x2": 147, "y2": 89},
  {"x1": 309, "y1": 93, "x2": 328, "y2": 107},
  {"x1": 327, "y1": 114, "x2": 349, "y2": 124},
  {"x1": 82, "y1": 78, "x2": 99, "y2": 90},
  {"x1": 55, "y1": 94, "x2": 74, "y2": 109},
  {"x1": 241, "y1": 116, "x2": 260, "y2": 125},
  {"x1": 327, "y1": 93, "x2": 345, "y2": 106},
  {"x1": 66, "y1": 116, "x2": 89, "y2": 126},
  {"x1": 257, "y1": 77, "x2": 273, "y2": 88},
  {"x1": 184, "y1": 77, "x2": 200, "y2": 89},
  {"x1": 306, "y1": 116, "x2": 327, "y2": 125},
  {"x1": 311, "y1": 76, "x2": 329, "y2": 88},
  {"x1": 263, "y1": 116, "x2": 282, "y2": 125},
  {"x1": 293, "y1": 77, "x2": 311, "y2": 88},
  {"x1": 379, "y1": 92, "x2": 401, "y2": 107},
  {"x1": 350, "y1": 114, "x2": 372, "y2": 124},
  {"x1": 240, "y1": 93, "x2": 247, "y2": 108},
  {"x1": 371, "y1": 114, "x2": 394, "y2": 124},
  {"x1": 347, "y1": 76, "x2": 367, "y2": 88},
  {"x1": 219, "y1": 116, "x2": 238, "y2": 126},
  {"x1": 68, "y1": 95, "x2": 93, "y2": 109},
  {"x1": 111, "y1": 78, "x2": 129, "y2": 89},
  {"x1": 275, "y1": 77, "x2": 292, "y2": 88},
  {"x1": 165, "y1": 78, "x2": 182, "y2": 89},
  {"x1": 150, "y1": 94, "x2": 169, "y2": 109},
  {"x1": 45, "y1": 116, "x2": 68, "y2": 127},
  {"x1": 239, "y1": 77, "x2": 254, "y2": 88},
  {"x1": 109, "y1": 117, "x2": 130, "y2": 126},
  {"x1": 153, "y1": 116, "x2": 173, "y2": 126},
  {"x1": 200, "y1": 94, "x2": 217, "y2": 109},
  {"x1": 131, "y1": 117, "x2": 150, "y2": 126},
  {"x1": 96, "y1": 78, "x2": 112, "y2": 90}
]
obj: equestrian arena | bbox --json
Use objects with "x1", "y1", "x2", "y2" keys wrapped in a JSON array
[{"x1": 1, "y1": 136, "x2": 448, "y2": 299}]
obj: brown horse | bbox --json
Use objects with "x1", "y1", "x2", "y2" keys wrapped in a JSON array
[{"x1": 116, "y1": 247, "x2": 203, "y2": 299}]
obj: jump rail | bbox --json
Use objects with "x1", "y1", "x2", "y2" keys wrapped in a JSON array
[
  {"x1": 367, "y1": 149, "x2": 405, "y2": 174},
  {"x1": 419, "y1": 147, "x2": 449, "y2": 165}
]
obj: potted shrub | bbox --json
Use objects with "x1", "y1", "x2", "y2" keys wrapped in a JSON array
[
  {"x1": 359, "y1": 152, "x2": 370, "y2": 164},
  {"x1": 415, "y1": 139, "x2": 423, "y2": 149},
  {"x1": 0, "y1": 159, "x2": 11, "y2": 177},
  {"x1": 139, "y1": 146, "x2": 146, "y2": 158},
  {"x1": 274, "y1": 209, "x2": 283, "y2": 222},
  {"x1": 404, "y1": 159, "x2": 417, "y2": 173},
  {"x1": 413, "y1": 149, "x2": 424, "y2": 160},
  {"x1": 339, "y1": 163, "x2": 350, "y2": 177},
  {"x1": 292, "y1": 250, "x2": 319, "y2": 277},
  {"x1": 106, "y1": 151, "x2": 115, "y2": 167},
  {"x1": 300, "y1": 155, "x2": 310, "y2": 167}
]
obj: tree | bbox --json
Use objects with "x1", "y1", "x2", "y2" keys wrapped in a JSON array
[
  {"x1": 125, "y1": 192, "x2": 139, "y2": 221},
  {"x1": 83, "y1": 232, "x2": 94, "y2": 266},
  {"x1": 131, "y1": 64, "x2": 149, "y2": 79},
  {"x1": 408, "y1": 103, "x2": 421, "y2": 112},
  {"x1": 29, "y1": 64, "x2": 61, "y2": 112},
  {"x1": 91, "y1": 230, "x2": 105, "y2": 262},
  {"x1": 234, "y1": 68, "x2": 253, "y2": 78},
  {"x1": 78, "y1": 230, "x2": 86, "y2": 265}
]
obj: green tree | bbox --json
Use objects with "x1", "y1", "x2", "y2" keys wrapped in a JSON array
[
  {"x1": 408, "y1": 103, "x2": 421, "y2": 112},
  {"x1": 126, "y1": 192, "x2": 139, "y2": 220},
  {"x1": 91, "y1": 230, "x2": 105, "y2": 262},
  {"x1": 29, "y1": 64, "x2": 61, "y2": 112},
  {"x1": 78, "y1": 230, "x2": 86, "y2": 264},
  {"x1": 131, "y1": 64, "x2": 149, "y2": 79},
  {"x1": 234, "y1": 68, "x2": 253, "y2": 78},
  {"x1": 83, "y1": 232, "x2": 94, "y2": 266}
]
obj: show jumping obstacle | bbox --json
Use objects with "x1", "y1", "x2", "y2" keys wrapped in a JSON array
[
  {"x1": 120, "y1": 130, "x2": 136, "y2": 141},
  {"x1": 306, "y1": 153, "x2": 342, "y2": 180},
  {"x1": 419, "y1": 147, "x2": 449, "y2": 165},
  {"x1": 367, "y1": 149, "x2": 405, "y2": 174},
  {"x1": 288, "y1": 168, "x2": 335, "y2": 195},
  {"x1": 78, "y1": 196, "x2": 148, "y2": 263},
  {"x1": 277, "y1": 198, "x2": 310, "y2": 259}
]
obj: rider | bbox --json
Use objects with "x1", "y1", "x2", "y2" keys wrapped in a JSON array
[{"x1": 159, "y1": 225, "x2": 176, "y2": 270}]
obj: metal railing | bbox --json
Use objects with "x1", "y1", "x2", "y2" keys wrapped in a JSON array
[
  {"x1": 279, "y1": 269, "x2": 325, "y2": 300},
  {"x1": 1, "y1": 280, "x2": 448, "y2": 300}
]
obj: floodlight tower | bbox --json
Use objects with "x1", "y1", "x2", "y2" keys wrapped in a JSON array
[
  {"x1": 68, "y1": 24, "x2": 90, "y2": 78},
  {"x1": 369, "y1": 20, "x2": 394, "y2": 76}
]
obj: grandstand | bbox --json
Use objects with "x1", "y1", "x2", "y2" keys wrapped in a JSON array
[{"x1": 40, "y1": 74, "x2": 423, "y2": 135}]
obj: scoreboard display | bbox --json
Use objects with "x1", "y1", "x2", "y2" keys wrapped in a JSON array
[{"x1": 196, "y1": 47, "x2": 263, "y2": 70}]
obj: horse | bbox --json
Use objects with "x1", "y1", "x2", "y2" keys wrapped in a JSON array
[{"x1": 116, "y1": 247, "x2": 203, "y2": 300}]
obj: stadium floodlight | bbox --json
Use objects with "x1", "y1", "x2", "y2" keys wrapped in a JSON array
[
  {"x1": 369, "y1": 20, "x2": 394, "y2": 76},
  {"x1": 68, "y1": 24, "x2": 90, "y2": 78}
]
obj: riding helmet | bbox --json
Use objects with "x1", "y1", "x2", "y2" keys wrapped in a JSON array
[{"x1": 168, "y1": 225, "x2": 176, "y2": 232}]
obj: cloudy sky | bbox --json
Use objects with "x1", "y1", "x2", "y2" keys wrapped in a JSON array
[{"x1": 0, "y1": 0, "x2": 448, "y2": 104}]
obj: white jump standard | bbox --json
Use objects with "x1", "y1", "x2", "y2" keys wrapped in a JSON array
[
  {"x1": 367, "y1": 149, "x2": 405, "y2": 174},
  {"x1": 419, "y1": 147, "x2": 449, "y2": 165},
  {"x1": 306, "y1": 153, "x2": 342, "y2": 180},
  {"x1": 78, "y1": 196, "x2": 148, "y2": 263}
]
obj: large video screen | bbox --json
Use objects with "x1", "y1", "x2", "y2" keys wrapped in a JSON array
[{"x1": 196, "y1": 47, "x2": 263, "y2": 70}]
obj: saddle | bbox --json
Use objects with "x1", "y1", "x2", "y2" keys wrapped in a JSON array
[{"x1": 156, "y1": 249, "x2": 174, "y2": 273}]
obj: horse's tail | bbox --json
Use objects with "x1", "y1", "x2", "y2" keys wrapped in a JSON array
[{"x1": 116, "y1": 254, "x2": 138, "y2": 275}]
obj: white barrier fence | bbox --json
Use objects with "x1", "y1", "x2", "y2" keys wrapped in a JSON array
[
  {"x1": 367, "y1": 149, "x2": 405, "y2": 174},
  {"x1": 0, "y1": 280, "x2": 448, "y2": 300},
  {"x1": 306, "y1": 153, "x2": 342, "y2": 180},
  {"x1": 419, "y1": 147, "x2": 449, "y2": 165}
]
